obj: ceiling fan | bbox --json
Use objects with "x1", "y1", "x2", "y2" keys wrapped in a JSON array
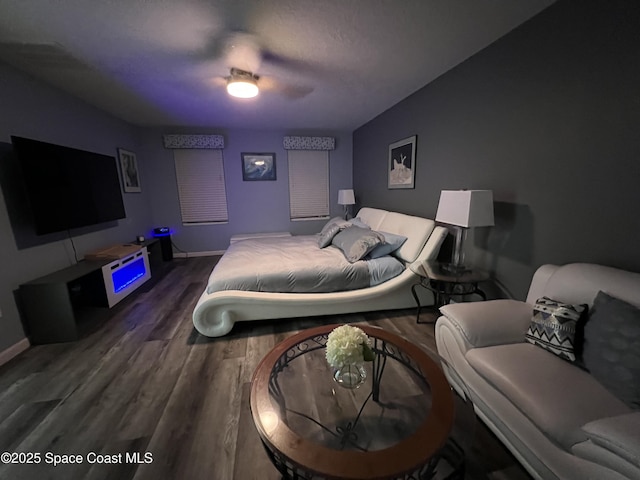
[{"x1": 206, "y1": 31, "x2": 314, "y2": 100}]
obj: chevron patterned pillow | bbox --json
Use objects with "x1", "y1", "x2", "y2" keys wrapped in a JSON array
[{"x1": 525, "y1": 297, "x2": 587, "y2": 362}]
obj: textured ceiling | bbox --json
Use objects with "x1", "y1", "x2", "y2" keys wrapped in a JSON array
[{"x1": 0, "y1": 0, "x2": 555, "y2": 130}]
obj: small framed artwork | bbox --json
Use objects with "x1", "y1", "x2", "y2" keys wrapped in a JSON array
[
  {"x1": 388, "y1": 135, "x2": 417, "y2": 189},
  {"x1": 242, "y1": 152, "x2": 276, "y2": 181},
  {"x1": 118, "y1": 148, "x2": 141, "y2": 193}
]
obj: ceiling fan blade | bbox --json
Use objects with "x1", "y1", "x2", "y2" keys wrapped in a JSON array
[
  {"x1": 278, "y1": 84, "x2": 314, "y2": 100},
  {"x1": 259, "y1": 76, "x2": 313, "y2": 100},
  {"x1": 211, "y1": 76, "x2": 228, "y2": 88},
  {"x1": 188, "y1": 30, "x2": 261, "y2": 72},
  {"x1": 220, "y1": 31, "x2": 262, "y2": 72},
  {"x1": 261, "y1": 49, "x2": 322, "y2": 77}
]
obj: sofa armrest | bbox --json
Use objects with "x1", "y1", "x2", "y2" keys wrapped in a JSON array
[
  {"x1": 581, "y1": 412, "x2": 640, "y2": 468},
  {"x1": 525, "y1": 264, "x2": 559, "y2": 304},
  {"x1": 438, "y1": 299, "x2": 533, "y2": 351}
]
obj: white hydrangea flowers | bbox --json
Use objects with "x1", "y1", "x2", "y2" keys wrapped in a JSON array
[{"x1": 325, "y1": 325, "x2": 374, "y2": 368}]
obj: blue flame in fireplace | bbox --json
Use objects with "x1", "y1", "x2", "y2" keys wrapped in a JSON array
[{"x1": 112, "y1": 257, "x2": 146, "y2": 293}]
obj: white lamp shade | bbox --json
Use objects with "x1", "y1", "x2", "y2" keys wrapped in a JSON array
[
  {"x1": 337, "y1": 189, "x2": 355, "y2": 205},
  {"x1": 435, "y1": 190, "x2": 494, "y2": 227}
]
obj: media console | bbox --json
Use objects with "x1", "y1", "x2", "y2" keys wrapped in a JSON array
[{"x1": 19, "y1": 243, "x2": 156, "y2": 344}]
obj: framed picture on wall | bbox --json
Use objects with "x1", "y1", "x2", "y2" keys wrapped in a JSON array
[
  {"x1": 242, "y1": 152, "x2": 276, "y2": 181},
  {"x1": 118, "y1": 148, "x2": 141, "y2": 193},
  {"x1": 388, "y1": 135, "x2": 416, "y2": 189}
]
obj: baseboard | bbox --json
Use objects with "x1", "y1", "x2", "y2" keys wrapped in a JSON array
[
  {"x1": 173, "y1": 250, "x2": 226, "y2": 258},
  {"x1": 0, "y1": 338, "x2": 30, "y2": 366}
]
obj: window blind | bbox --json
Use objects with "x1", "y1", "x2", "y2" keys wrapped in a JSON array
[
  {"x1": 173, "y1": 149, "x2": 228, "y2": 224},
  {"x1": 288, "y1": 150, "x2": 329, "y2": 220}
]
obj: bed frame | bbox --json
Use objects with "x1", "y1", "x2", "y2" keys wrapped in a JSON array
[{"x1": 192, "y1": 208, "x2": 448, "y2": 337}]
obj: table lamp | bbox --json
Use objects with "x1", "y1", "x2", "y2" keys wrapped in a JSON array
[
  {"x1": 435, "y1": 190, "x2": 494, "y2": 272},
  {"x1": 338, "y1": 189, "x2": 356, "y2": 219}
]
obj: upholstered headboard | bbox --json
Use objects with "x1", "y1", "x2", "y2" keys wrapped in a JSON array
[{"x1": 355, "y1": 207, "x2": 437, "y2": 263}]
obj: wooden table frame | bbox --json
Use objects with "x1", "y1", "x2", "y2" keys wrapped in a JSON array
[{"x1": 250, "y1": 324, "x2": 456, "y2": 480}]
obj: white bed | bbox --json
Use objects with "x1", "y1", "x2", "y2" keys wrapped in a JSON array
[{"x1": 192, "y1": 207, "x2": 448, "y2": 337}]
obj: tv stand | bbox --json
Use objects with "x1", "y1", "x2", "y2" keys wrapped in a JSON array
[{"x1": 19, "y1": 246, "x2": 151, "y2": 344}]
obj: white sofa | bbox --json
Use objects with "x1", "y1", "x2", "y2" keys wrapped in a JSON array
[{"x1": 435, "y1": 263, "x2": 640, "y2": 480}]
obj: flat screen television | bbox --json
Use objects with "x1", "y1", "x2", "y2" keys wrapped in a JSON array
[{"x1": 11, "y1": 136, "x2": 126, "y2": 235}]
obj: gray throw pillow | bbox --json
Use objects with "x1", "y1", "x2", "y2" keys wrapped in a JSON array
[
  {"x1": 320, "y1": 216, "x2": 350, "y2": 235},
  {"x1": 318, "y1": 223, "x2": 342, "y2": 248},
  {"x1": 318, "y1": 216, "x2": 351, "y2": 248},
  {"x1": 367, "y1": 255, "x2": 405, "y2": 286},
  {"x1": 349, "y1": 217, "x2": 370, "y2": 229},
  {"x1": 366, "y1": 231, "x2": 408, "y2": 259},
  {"x1": 331, "y1": 226, "x2": 384, "y2": 263},
  {"x1": 525, "y1": 297, "x2": 586, "y2": 362},
  {"x1": 582, "y1": 291, "x2": 640, "y2": 410}
]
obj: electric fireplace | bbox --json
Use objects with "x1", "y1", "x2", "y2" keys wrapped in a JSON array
[{"x1": 101, "y1": 247, "x2": 151, "y2": 307}]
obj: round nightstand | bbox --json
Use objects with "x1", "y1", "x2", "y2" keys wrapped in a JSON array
[{"x1": 410, "y1": 261, "x2": 489, "y2": 323}]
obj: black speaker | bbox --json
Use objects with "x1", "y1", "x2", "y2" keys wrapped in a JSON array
[
  {"x1": 159, "y1": 235, "x2": 173, "y2": 261},
  {"x1": 153, "y1": 227, "x2": 173, "y2": 261}
]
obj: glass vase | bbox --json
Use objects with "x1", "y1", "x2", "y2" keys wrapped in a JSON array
[{"x1": 333, "y1": 363, "x2": 367, "y2": 389}]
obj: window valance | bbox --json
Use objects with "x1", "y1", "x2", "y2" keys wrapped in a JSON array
[
  {"x1": 283, "y1": 136, "x2": 335, "y2": 151},
  {"x1": 163, "y1": 134, "x2": 225, "y2": 149}
]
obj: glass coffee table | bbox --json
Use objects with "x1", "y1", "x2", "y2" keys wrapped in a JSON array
[{"x1": 250, "y1": 324, "x2": 473, "y2": 479}]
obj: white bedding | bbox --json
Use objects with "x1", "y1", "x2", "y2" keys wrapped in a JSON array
[{"x1": 206, "y1": 235, "x2": 404, "y2": 294}]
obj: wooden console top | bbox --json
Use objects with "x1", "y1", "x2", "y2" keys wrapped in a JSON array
[{"x1": 85, "y1": 244, "x2": 142, "y2": 262}]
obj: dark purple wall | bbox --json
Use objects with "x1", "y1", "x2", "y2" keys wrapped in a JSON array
[{"x1": 353, "y1": 0, "x2": 640, "y2": 299}]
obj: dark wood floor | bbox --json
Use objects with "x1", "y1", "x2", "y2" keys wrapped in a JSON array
[{"x1": 0, "y1": 257, "x2": 532, "y2": 480}]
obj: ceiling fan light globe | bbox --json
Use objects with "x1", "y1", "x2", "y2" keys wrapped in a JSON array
[{"x1": 227, "y1": 79, "x2": 259, "y2": 98}]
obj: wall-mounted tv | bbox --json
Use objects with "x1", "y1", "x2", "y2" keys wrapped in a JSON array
[{"x1": 11, "y1": 136, "x2": 126, "y2": 235}]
